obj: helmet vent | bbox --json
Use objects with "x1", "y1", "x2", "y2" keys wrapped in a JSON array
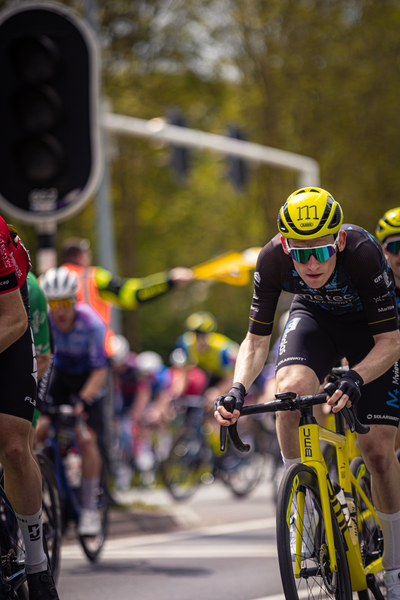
[{"x1": 328, "y1": 204, "x2": 342, "y2": 229}]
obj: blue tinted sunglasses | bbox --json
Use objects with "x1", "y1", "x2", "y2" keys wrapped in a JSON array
[
  {"x1": 383, "y1": 237, "x2": 400, "y2": 255},
  {"x1": 286, "y1": 235, "x2": 338, "y2": 264}
]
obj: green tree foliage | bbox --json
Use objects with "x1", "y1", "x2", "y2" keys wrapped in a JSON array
[{"x1": 1, "y1": 0, "x2": 400, "y2": 359}]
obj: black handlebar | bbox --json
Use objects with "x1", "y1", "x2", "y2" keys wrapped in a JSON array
[{"x1": 218, "y1": 387, "x2": 370, "y2": 453}]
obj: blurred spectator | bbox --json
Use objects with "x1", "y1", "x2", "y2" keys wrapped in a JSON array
[{"x1": 60, "y1": 237, "x2": 193, "y2": 354}]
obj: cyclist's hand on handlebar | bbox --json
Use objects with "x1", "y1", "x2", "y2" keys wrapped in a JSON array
[
  {"x1": 214, "y1": 383, "x2": 246, "y2": 426},
  {"x1": 71, "y1": 395, "x2": 88, "y2": 418},
  {"x1": 325, "y1": 369, "x2": 364, "y2": 412}
]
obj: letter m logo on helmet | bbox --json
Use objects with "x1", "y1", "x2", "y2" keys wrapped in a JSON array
[{"x1": 277, "y1": 187, "x2": 343, "y2": 240}]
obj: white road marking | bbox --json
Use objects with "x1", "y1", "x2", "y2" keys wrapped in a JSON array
[{"x1": 61, "y1": 517, "x2": 277, "y2": 560}]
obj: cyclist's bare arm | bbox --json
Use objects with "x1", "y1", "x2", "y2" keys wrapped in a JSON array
[
  {"x1": 36, "y1": 350, "x2": 51, "y2": 380},
  {"x1": 0, "y1": 289, "x2": 28, "y2": 353},
  {"x1": 215, "y1": 332, "x2": 271, "y2": 426},
  {"x1": 328, "y1": 329, "x2": 400, "y2": 412}
]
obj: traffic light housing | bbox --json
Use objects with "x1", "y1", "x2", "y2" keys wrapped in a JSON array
[{"x1": 0, "y1": 2, "x2": 101, "y2": 224}]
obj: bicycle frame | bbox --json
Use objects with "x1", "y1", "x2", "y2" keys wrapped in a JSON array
[
  {"x1": 46, "y1": 421, "x2": 82, "y2": 521},
  {"x1": 296, "y1": 410, "x2": 382, "y2": 591}
]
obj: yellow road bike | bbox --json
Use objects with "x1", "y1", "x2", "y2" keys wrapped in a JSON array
[{"x1": 220, "y1": 385, "x2": 385, "y2": 600}]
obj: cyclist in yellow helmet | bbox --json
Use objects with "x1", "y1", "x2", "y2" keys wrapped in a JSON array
[
  {"x1": 175, "y1": 311, "x2": 239, "y2": 405},
  {"x1": 376, "y1": 208, "x2": 400, "y2": 454},
  {"x1": 376, "y1": 207, "x2": 400, "y2": 295},
  {"x1": 215, "y1": 187, "x2": 400, "y2": 594}
]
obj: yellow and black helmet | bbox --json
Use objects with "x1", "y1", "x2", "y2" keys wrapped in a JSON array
[
  {"x1": 185, "y1": 311, "x2": 217, "y2": 333},
  {"x1": 375, "y1": 208, "x2": 400, "y2": 244},
  {"x1": 277, "y1": 187, "x2": 343, "y2": 240}
]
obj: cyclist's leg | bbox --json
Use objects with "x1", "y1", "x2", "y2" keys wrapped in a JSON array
[
  {"x1": 0, "y1": 326, "x2": 58, "y2": 597},
  {"x1": 350, "y1": 354, "x2": 400, "y2": 593},
  {"x1": 274, "y1": 308, "x2": 340, "y2": 460},
  {"x1": 275, "y1": 364, "x2": 320, "y2": 458},
  {"x1": 76, "y1": 397, "x2": 104, "y2": 535}
]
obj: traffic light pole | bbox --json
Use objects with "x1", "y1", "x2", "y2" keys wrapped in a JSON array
[
  {"x1": 35, "y1": 220, "x2": 57, "y2": 274},
  {"x1": 102, "y1": 113, "x2": 320, "y2": 188}
]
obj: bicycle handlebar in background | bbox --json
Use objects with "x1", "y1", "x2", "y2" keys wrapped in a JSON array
[{"x1": 46, "y1": 404, "x2": 90, "y2": 441}]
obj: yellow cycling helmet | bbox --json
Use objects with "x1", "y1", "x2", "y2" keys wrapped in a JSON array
[
  {"x1": 185, "y1": 311, "x2": 217, "y2": 333},
  {"x1": 375, "y1": 207, "x2": 400, "y2": 244},
  {"x1": 277, "y1": 187, "x2": 343, "y2": 240}
]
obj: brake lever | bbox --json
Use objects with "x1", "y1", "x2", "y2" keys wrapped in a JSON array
[
  {"x1": 219, "y1": 396, "x2": 235, "y2": 452},
  {"x1": 323, "y1": 382, "x2": 369, "y2": 434},
  {"x1": 218, "y1": 395, "x2": 250, "y2": 453}
]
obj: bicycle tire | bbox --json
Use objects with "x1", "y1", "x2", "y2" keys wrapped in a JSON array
[
  {"x1": 36, "y1": 451, "x2": 62, "y2": 584},
  {"x1": 276, "y1": 463, "x2": 352, "y2": 600},
  {"x1": 350, "y1": 457, "x2": 384, "y2": 600},
  {"x1": 221, "y1": 437, "x2": 265, "y2": 498},
  {"x1": 78, "y1": 471, "x2": 109, "y2": 562},
  {"x1": 161, "y1": 432, "x2": 211, "y2": 501}
]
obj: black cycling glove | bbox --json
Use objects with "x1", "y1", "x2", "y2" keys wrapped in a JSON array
[
  {"x1": 333, "y1": 369, "x2": 364, "y2": 405},
  {"x1": 214, "y1": 382, "x2": 246, "y2": 413}
]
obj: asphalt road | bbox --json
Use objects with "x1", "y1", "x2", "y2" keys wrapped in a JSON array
[{"x1": 57, "y1": 461, "x2": 284, "y2": 600}]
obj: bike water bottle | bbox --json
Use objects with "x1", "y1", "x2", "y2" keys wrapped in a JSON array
[
  {"x1": 344, "y1": 492, "x2": 358, "y2": 545},
  {"x1": 64, "y1": 450, "x2": 82, "y2": 488},
  {"x1": 333, "y1": 482, "x2": 351, "y2": 523}
]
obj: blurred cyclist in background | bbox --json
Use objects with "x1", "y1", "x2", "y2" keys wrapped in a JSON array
[
  {"x1": 40, "y1": 267, "x2": 108, "y2": 537},
  {"x1": 175, "y1": 311, "x2": 239, "y2": 406},
  {"x1": 376, "y1": 207, "x2": 400, "y2": 450},
  {"x1": 26, "y1": 272, "x2": 52, "y2": 450},
  {"x1": 109, "y1": 339, "x2": 174, "y2": 479}
]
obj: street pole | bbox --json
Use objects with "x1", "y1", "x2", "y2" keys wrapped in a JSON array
[{"x1": 85, "y1": 0, "x2": 121, "y2": 333}]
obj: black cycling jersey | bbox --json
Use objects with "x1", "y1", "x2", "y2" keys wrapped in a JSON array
[{"x1": 249, "y1": 225, "x2": 398, "y2": 337}]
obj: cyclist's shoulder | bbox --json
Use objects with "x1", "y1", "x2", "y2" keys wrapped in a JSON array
[
  {"x1": 74, "y1": 302, "x2": 107, "y2": 331},
  {"x1": 207, "y1": 332, "x2": 238, "y2": 349},
  {"x1": 340, "y1": 224, "x2": 387, "y2": 268},
  {"x1": 176, "y1": 331, "x2": 196, "y2": 348}
]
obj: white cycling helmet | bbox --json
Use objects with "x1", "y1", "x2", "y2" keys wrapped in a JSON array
[
  {"x1": 169, "y1": 348, "x2": 188, "y2": 367},
  {"x1": 109, "y1": 334, "x2": 130, "y2": 367},
  {"x1": 136, "y1": 351, "x2": 163, "y2": 374},
  {"x1": 40, "y1": 266, "x2": 78, "y2": 300}
]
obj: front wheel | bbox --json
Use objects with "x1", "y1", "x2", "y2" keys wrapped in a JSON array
[
  {"x1": 220, "y1": 435, "x2": 265, "y2": 498},
  {"x1": 78, "y1": 471, "x2": 109, "y2": 562},
  {"x1": 276, "y1": 463, "x2": 352, "y2": 600},
  {"x1": 161, "y1": 432, "x2": 211, "y2": 501},
  {"x1": 36, "y1": 451, "x2": 62, "y2": 584}
]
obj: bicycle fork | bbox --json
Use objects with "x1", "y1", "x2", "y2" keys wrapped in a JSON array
[{"x1": 297, "y1": 421, "x2": 370, "y2": 591}]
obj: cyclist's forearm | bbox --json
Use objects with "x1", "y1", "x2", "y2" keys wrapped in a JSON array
[
  {"x1": 79, "y1": 367, "x2": 107, "y2": 403},
  {"x1": 353, "y1": 330, "x2": 400, "y2": 385},
  {"x1": 95, "y1": 267, "x2": 172, "y2": 310},
  {"x1": 233, "y1": 333, "x2": 271, "y2": 391},
  {"x1": 36, "y1": 351, "x2": 51, "y2": 380}
]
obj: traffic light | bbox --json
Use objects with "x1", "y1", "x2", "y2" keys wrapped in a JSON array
[
  {"x1": 227, "y1": 125, "x2": 248, "y2": 192},
  {"x1": 0, "y1": 3, "x2": 101, "y2": 224},
  {"x1": 169, "y1": 109, "x2": 190, "y2": 184}
]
